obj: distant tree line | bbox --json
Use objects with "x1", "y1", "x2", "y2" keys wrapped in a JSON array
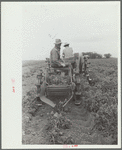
[
  {"x1": 82, "y1": 52, "x2": 102, "y2": 59},
  {"x1": 82, "y1": 52, "x2": 112, "y2": 59},
  {"x1": 104, "y1": 53, "x2": 111, "y2": 58}
]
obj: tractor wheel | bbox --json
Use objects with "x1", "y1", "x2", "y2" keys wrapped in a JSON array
[
  {"x1": 72, "y1": 94, "x2": 76, "y2": 101},
  {"x1": 79, "y1": 53, "x2": 84, "y2": 74},
  {"x1": 45, "y1": 69, "x2": 49, "y2": 83},
  {"x1": 74, "y1": 94, "x2": 81, "y2": 105}
]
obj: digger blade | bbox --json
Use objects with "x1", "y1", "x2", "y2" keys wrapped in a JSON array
[
  {"x1": 37, "y1": 81, "x2": 56, "y2": 108},
  {"x1": 40, "y1": 96, "x2": 56, "y2": 108}
]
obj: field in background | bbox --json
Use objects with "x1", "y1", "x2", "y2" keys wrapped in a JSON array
[
  {"x1": 22, "y1": 58, "x2": 118, "y2": 144},
  {"x1": 22, "y1": 60, "x2": 45, "y2": 67}
]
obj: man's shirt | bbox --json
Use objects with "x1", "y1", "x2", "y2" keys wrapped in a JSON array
[
  {"x1": 50, "y1": 46, "x2": 63, "y2": 67},
  {"x1": 63, "y1": 47, "x2": 73, "y2": 58},
  {"x1": 50, "y1": 47, "x2": 60, "y2": 62}
]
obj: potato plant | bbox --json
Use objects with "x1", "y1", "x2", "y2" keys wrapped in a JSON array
[{"x1": 82, "y1": 58, "x2": 118, "y2": 144}]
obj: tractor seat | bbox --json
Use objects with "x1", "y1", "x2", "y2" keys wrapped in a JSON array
[{"x1": 53, "y1": 66, "x2": 70, "y2": 71}]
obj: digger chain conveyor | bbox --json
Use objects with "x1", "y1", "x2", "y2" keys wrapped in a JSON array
[
  {"x1": 39, "y1": 82, "x2": 74, "y2": 108},
  {"x1": 35, "y1": 54, "x2": 95, "y2": 109}
]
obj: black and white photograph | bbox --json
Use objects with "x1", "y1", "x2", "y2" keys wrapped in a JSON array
[{"x1": 2, "y1": 1, "x2": 121, "y2": 149}]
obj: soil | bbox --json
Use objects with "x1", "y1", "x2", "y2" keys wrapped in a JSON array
[{"x1": 22, "y1": 60, "x2": 113, "y2": 145}]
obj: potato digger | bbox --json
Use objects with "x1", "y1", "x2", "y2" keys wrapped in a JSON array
[{"x1": 35, "y1": 53, "x2": 95, "y2": 109}]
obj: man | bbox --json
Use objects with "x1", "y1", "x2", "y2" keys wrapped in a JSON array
[
  {"x1": 62, "y1": 42, "x2": 73, "y2": 58},
  {"x1": 50, "y1": 39, "x2": 65, "y2": 68},
  {"x1": 63, "y1": 42, "x2": 76, "y2": 71}
]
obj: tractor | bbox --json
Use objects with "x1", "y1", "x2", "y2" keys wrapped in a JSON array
[{"x1": 35, "y1": 53, "x2": 95, "y2": 108}]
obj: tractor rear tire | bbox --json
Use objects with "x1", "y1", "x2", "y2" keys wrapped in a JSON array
[
  {"x1": 45, "y1": 69, "x2": 49, "y2": 83},
  {"x1": 79, "y1": 53, "x2": 84, "y2": 74}
]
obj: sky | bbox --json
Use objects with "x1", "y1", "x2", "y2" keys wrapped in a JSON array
[{"x1": 21, "y1": 2, "x2": 120, "y2": 60}]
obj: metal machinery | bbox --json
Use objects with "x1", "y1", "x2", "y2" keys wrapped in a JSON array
[{"x1": 35, "y1": 53, "x2": 94, "y2": 108}]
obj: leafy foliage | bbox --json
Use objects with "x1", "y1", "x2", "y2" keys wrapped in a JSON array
[
  {"x1": 104, "y1": 53, "x2": 112, "y2": 58},
  {"x1": 82, "y1": 58, "x2": 118, "y2": 144},
  {"x1": 45, "y1": 112, "x2": 72, "y2": 144}
]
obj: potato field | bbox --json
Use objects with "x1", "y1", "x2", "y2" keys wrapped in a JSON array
[{"x1": 22, "y1": 58, "x2": 118, "y2": 145}]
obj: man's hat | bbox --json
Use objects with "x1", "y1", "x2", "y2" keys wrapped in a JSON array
[
  {"x1": 64, "y1": 42, "x2": 69, "y2": 47},
  {"x1": 54, "y1": 39, "x2": 62, "y2": 44}
]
